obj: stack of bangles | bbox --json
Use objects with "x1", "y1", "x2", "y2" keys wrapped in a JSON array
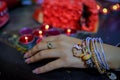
[{"x1": 72, "y1": 37, "x2": 117, "y2": 80}]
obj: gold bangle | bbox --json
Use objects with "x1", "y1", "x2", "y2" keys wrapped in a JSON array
[
  {"x1": 72, "y1": 40, "x2": 92, "y2": 68},
  {"x1": 90, "y1": 40, "x2": 105, "y2": 74}
]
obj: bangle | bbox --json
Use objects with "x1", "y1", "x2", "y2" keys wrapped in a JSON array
[
  {"x1": 98, "y1": 38, "x2": 109, "y2": 70},
  {"x1": 90, "y1": 39, "x2": 105, "y2": 74},
  {"x1": 88, "y1": 37, "x2": 117, "y2": 80},
  {"x1": 72, "y1": 37, "x2": 117, "y2": 80},
  {"x1": 87, "y1": 37, "x2": 108, "y2": 70},
  {"x1": 94, "y1": 38, "x2": 106, "y2": 69}
]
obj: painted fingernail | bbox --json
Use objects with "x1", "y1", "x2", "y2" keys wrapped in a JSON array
[
  {"x1": 32, "y1": 69, "x2": 40, "y2": 74},
  {"x1": 24, "y1": 53, "x2": 29, "y2": 58},
  {"x1": 25, "y1": 59, "x2": 31, "y2": 64}
]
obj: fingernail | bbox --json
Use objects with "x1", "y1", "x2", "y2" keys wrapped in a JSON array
[
  {"x1": 32, "y1": 69, "x2": 40, "y2": 74},
  {"x1": 24, "y1": 53, "x2": 29, "y2": 58},
  {"x1": 25, "y1": 59, "x2": 31, "y2": 64}
]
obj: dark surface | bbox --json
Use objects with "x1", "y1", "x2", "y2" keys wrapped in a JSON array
[
  {"x1": 0, "y1": 41, "x2": 109, "y2": 80},
  {"x1": 0, "y1": 5, "x2": 120, "y2": 80}
]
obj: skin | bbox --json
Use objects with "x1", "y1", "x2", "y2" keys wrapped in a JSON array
[{"x1": 24, "y1": 35, "x2": 120, "y2": 74}]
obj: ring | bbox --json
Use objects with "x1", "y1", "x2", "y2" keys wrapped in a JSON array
[
  {"x1": 72, "y1": 44, "x2": 83, "y2": 58},
  {"x1": 47, "y1": 41, "x2": 54, "y2": 49}
]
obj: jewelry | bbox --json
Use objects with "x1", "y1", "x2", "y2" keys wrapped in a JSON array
[
  {"x1": 72, "y1": 41, "x2": 93, "y2": 68},
  {"x1": 86, "y1": 37, "x2": 108, "y2": 70},
  {"x1": 90, "y1": 40, "x2": 105, "y2": 74},
  {"x1": 85, "y1": 37, "x2": 94, "y2": 68},
  {"x1": 94, "y1": 38, "x2": 106, "y2": 69},
  {"x1": 89, "y1": 37, "x2": 117, "y2": 80},
  {"x1": 47, "y1": 41, "x2": 54, "y2": 49},
  {"x1": 73, "y1": 37, "x2": 117, "y2": 80},
  {"x1": 98, "y1": 38, "x2": 109, "y2": 70},
  {"x1": 72, "y1": 43, "x2": 83, "y2": 58}
]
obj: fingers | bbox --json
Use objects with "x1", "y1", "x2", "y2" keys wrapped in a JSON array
[
  {"x1": 24, "y1": 35, "x2": 67, "y2": 74},
  {"x1": 24, "y1": 42, "x2": 47, "y2": 58},
  {"x1": 32, "y1": 59, "x2": 64, "y2": 74},
  {"x1": 24, "y1": 35, "x2": 65, "y2": 58},
  {"x1": 24, "y1": 41, "x2": 59, "y2": 58},
  {"x1": 25, "y1": 49, "x2": 60, "y2": 64}
]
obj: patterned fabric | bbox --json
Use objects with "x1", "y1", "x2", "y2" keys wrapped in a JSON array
[{"x1": 41, "y1": 0, "x2": 99, "y2": 32}]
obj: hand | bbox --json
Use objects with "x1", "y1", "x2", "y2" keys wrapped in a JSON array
[{"x1": 24, "y1": 35, "x2": 86, "y2": 74}]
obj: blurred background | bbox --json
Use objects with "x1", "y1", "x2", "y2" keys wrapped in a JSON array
[{"x1": 0, "y1": 0, "x2": 120, "y2": 45}]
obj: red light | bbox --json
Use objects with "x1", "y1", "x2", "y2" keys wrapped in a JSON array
[
  {"x1": 25, "y1": 36, "x2": 28, "y2": 43},
  {"x1": 45, "y1": 25, "x2": 49, "y2": 30},
  {"x1": 67, "y1": 29, "x2": 71, "y2": 33},
  {"x1": 39, "y1": 30, "x2": 42, "y2": 35}
]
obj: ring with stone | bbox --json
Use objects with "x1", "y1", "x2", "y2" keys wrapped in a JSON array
[{"x1": 47, "y1": 41, "x2": 54, "y2": 49}]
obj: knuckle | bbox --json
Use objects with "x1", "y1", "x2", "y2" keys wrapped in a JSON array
[
  {"x1": 47, "y1": 63, "x2": 53, "y2": 69},
  {"x1": 38, "y1": 51, "x2": 45, "y2": 57},
  {"x1": 30, "y1": 57, "x2": 35, "y2": 62},
  {"x1": 42, "y1": 65, "x2": 48, "y2": 71},
  {"x1": 29, "y1": 56, "x2": 36, "y2": 63}
]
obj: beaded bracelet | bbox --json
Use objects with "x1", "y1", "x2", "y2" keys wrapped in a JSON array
[
  {"x1": 72, "y1": 37, "x2": 117, "y2": 80},
  {"x1": 88, "y1": 37, "x2": 117, "y2": 80},
  {"x1": 86, "y1": 37, "x2": 109, "y2": 70},
  {"x1": 90, "y1": 39, "x2": 106, "y2": 74}
]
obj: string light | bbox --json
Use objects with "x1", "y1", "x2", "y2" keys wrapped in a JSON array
[
  {"x1": 97, "y1": 3, "x2": 120, "y2": 14},
  {"x1": 112, "y1": 4, "x2": 120, "y2": 11},
  {"x1": 112, "y1": 5, "x2": 118, "y2": 11},
  {"x1": 45, "y1": 24, "x2": 49, "y2": 30},
  {"x1": 102, "y1": 8, "x2": 108, "y2": 14}
]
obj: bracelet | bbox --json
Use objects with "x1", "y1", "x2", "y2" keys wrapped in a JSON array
[
  {"x1": 72, "y1": 40, "x2": 93, "y2": 68},
  {"x1": 82, "y1": 40, "x2": 94, "y2": 68},
  {"x1": 98, "y1": 38, "x2": 109, "y2": 70},
  {"x1": 94, "y1": 38, "x2": 106, "y2": 69},
  {"x1": 90, "y1": 39, "x2": 106, "y2": 74},
  {"x1": 89, "y1": 37, "x2": 117, "y2": 80},
  {"x1": 72, "y1": 37, "x2": 117, "y2": 80}
]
